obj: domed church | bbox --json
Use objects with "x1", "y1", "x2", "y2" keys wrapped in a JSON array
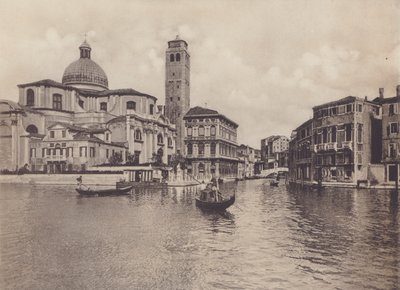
[{"x1": 0, "y1": 40, "x2": 176, "y2": 173}]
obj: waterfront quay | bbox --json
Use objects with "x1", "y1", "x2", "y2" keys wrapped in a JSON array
[{"x1": 0, "y1": 179, "x2": 398, "y2": 290}]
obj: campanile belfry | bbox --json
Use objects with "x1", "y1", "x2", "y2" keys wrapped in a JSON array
[{"x1": 165, "y1": 35, "x2": 190, "y2": 154}]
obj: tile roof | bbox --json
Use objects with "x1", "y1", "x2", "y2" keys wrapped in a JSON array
[{"x1": 184, "y1": 106, "x2": 238, "y2": 127}]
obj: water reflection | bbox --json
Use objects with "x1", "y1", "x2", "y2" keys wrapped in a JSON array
[{"x1": 0, "y1": 181, "x2": 399, "y2": 289}]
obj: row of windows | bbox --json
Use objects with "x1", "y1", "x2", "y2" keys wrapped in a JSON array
[
  {"x1": 314, "y1": 103, "x2": 363, "y2": 119},
  {"x1": 49, "y1": 130, "x2": 67, "y2": 139},
  {"x1": 313, "y1": 124, "x2": 357, "y2": 144},
  {"x1": 26, "y1": 89, "x2": 155, "y2": 115},
  {"x1": 26, "y1": 89, "x2": 63, "y2": 110},
  {"x1": 30, "y1": 147, "x2": 123, "y2": 159},
  {"x1": 187, "y1": 142, "x2": 237, "y2": 157},
  {"x1": 187, "y1": 126, "x2": 216, "y2": 137}
]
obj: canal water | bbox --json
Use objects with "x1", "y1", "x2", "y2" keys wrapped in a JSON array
[{"x1": 0, "y1": 179, "x2": 399, "y2": 289}]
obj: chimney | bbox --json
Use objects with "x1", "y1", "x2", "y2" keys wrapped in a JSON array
[
  {"x1": 397, "y1": 85, "x2": 400, "y2": 98},
  {"x1": 364, "y1": 96, "x2": 368, "y2": 101},
  {"x1": 379, "y1": 88, "x2": 384, "y2": 99}
]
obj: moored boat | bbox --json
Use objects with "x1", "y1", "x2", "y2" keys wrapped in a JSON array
[
  {"x1": 76, "y1": 185, "x2": 133, "y2": 196},
  {"x1": 270, "y1": 180, "x2": 279, "y2": 186},
  {"x1": 195, "y1": 190, "x2": 235, "y2": 211}
]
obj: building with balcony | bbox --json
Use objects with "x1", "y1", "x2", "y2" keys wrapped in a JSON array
[
  {"x1": 0, "y1": 40, "x2": 176, "y2": 173},
  {"x1": 183, "y1": 106, "x2": 240, "y2": 181},
  {"x1": 289, "y1": 94, "x2": 383, "y2": 186}
]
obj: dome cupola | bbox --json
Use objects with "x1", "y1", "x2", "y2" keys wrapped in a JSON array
[{"x1": 62, "y1": 40, "x2": 108, "y2": 91}]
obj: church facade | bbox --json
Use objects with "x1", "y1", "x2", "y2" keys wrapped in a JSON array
[{"x1": 0, "y1": 40, "x2": 176, "y2": 173}]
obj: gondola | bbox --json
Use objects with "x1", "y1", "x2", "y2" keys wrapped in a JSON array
[
  {"x1": 76, "y1": 185, "x2": 133, "y2": 196},
  {"x1": 195, "y1": 190, "x2": 235, "y2": 211},
  {"x1": 270, "y1": 180, "x2": 279, "y2": 186}
]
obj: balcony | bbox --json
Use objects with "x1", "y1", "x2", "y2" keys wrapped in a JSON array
[
  {"x1": 325, "y1": 142, "x2": 337, "y2": 151},
  {"x1": 314, "y1": 144, "x2": 325, "y2": 152},
  {"x1": 45, "y1": 155, "x2": 67, "y2": 161},
  {"x1": 341, "y1": 141, "x2": 353, "y2": 150}
]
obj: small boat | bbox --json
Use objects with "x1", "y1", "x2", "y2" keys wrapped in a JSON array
[
  {"x1": 76, "y1": 185, "x2": 133, "y2": 196},
  {"x1": 270, "y1": 180, "x2": 279, "y2": 187},
  {"x1": 195, "y1": 190, "x2": 235, "y2": 211}
]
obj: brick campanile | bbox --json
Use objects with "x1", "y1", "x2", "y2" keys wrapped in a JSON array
[{"x1": 165, "y1": 35, "x2": 190, "y2": 155}]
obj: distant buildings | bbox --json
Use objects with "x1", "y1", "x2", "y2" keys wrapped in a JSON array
[
  {"x1": 183, "y1": 106, "x2": 241, "y2": 180},
  {"x1": 237, "y1": 144, "x2": 261, "y2": 178},
  {"x1": 289, "y1": 85, "x2": 400, "y2": 187},
  {"x1": 260, "y1": 135, "x2": 289, "y2": 169}
]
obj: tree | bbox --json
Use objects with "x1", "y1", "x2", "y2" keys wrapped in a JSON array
[{"x1": 109, "y1": 152, "x2": 123, "y2": 165}]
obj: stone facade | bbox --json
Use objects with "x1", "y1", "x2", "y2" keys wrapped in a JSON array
[
  {"x1": 164, "y1": 36, "x2": 190, "y2": 154},
  {"x1": 183, "y1": 106, "x2": 240, "y2": 181},
  {"x1": 289, "y1": 95, "x2": 383, "y2": 185},
  {"x1": 0, "y1": 41, "x2": 176, "y2": 173}
]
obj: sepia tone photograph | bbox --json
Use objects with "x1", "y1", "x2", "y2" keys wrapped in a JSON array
[{"x1": 0, "y1": 0, "x2": 399, "y2": 289}]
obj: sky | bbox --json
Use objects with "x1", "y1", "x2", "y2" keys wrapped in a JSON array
[{"x1": 0, "y1": 0, "x2": 399, "y2": 148}]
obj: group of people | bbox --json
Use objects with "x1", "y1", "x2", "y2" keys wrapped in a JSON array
[{"x1": 199, "y1": 178, "x2": 222, "y2": 202}]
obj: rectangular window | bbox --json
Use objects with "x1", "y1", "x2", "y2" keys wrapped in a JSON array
[
  {"x1": 90, "y1": 147, "x2": 95, "y2": 157},
  {"x1": 52, "y1": 94, "x2": 62, "y2": 110},
  {"x1": 42, "y1": 148, "x2": 45, "y2": 157},
  {"x1": 345, "y1": 124, "x2": 352, "y2": 141},
  {"x1": 106, "y1": 149, "x2": 109, "y2": 158},
  {"x1": 30, "y1": 148, "x2": 36, "y2": 158},
  {"x1": 80, "y1": 146, "x2": 87, "y2": 157},
  {"x1": 389, "y1": 143, "x2": 397, "y2": 158},
  {"x1": 346, "y1": 103, "x2": 353, "y2": 113},
  {"x1": 357, "y1": 104, "x2": 363, "y2": 112},
  {"x1": 187, "y1": 127, "x2": 192, "y2": 136},
  {"x1": 100, "y1": 102, "x2": 107, "y2": 111},
  {"x1": 390, "y1": 122, "x2": 398, "y2": 134},
  {"x1": 210, "y1": 126, "x2": 216, "y2": 136},
  {"x1": 332, "y1": 127, "x2": 337, "y2": 142},
  {"x1": 62, "y1": 130, "x2": 66, "y2": 138},
  {"x1": 47, "y1": 148, "x2": 51, "y2": 155},
  {"x1": 149, "y1": 104, "x2": 154, "y2": 115},
  {"x1": 199, "y1": 126, "x2": 205, "y2": 136},
  {"x1": 357, "y1": 124, "x2": 363, "y2": 143},
  {"x1": 127, "y1": 101, "x2": 136, "y2": 110},
  {"x1": 50, "y1": 131, "x2": 55, "y2": 138},
  {"x1": 389, "y1": 104, "x2": 397, "y2": 116}
]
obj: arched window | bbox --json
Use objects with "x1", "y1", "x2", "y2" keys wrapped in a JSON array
[
  {"x1": 135, "y1": 129, "x2": 142, "y2": 141},
  {"x1": 26, "y1": 124, "x2": 38, "y2": 134},
  {"x1": 210, "y1": 125, "x2": 216, "y2": 136},
  {"x1": 210, "y1": 142, "x2": 216, "y2": 155},
  {"x1": 127, "y1": 101, "x2": 136, "y2": 110},
  {"x1": 187, "y1": 143, "x2": 193, "y2": 155},
  {"x1": 176, "y1": 53, "x2": 181, "y2": 62},
  {"x1": 26, "y1": 89, "x2": 35, "y2": 106},
  {"x1": 52, "y1": 94, "x2": 62, "y2": 110},
  {"x1": 168, "y1": 137, "x2": 172, "y2": 147},
  {"x1": 100, "y1": 102, "x2": 107, "y2": 111},
  {"x1": 170, "y1": 54, "x2": 175, "y2": 62},
  {"x1": 198, "y1": 143, "x2": 205, "y2": 155},
  {"x1": 157, "y1": 133, "x2": 164, "y2": 144}
]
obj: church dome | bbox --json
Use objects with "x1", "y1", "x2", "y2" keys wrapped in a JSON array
[{"x1": 62, "y1": 40, "x2": 108, "y2": 91}]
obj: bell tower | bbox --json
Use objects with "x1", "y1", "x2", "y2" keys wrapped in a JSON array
[{"x1": 165, "y1": 35, "x2": 190, "y2": 155}]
